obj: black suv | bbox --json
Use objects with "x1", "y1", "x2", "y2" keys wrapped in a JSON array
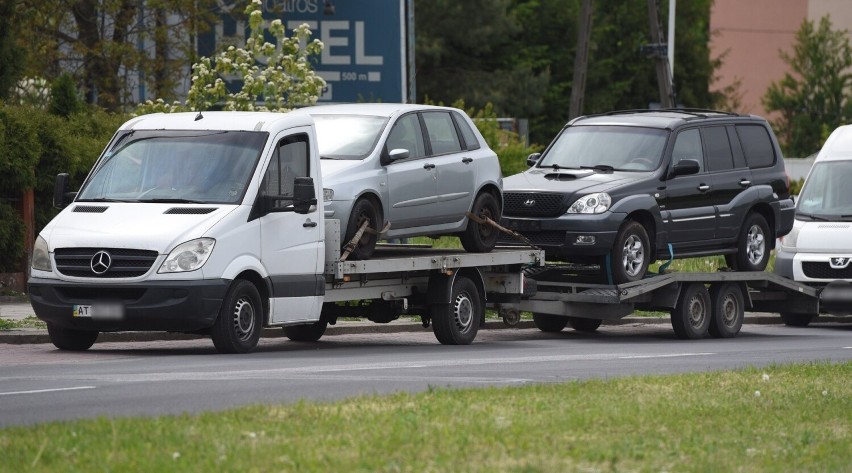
[{"x1": 500, "y1": 109, "x2": 795, "y2": 283}]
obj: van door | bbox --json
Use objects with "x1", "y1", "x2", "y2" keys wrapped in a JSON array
[{"x1": 259, "y1": 129, "x2": 324, "y2": 324}]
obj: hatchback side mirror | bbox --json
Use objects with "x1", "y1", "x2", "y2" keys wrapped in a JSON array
[
  {"x1": 671, "y1": 159, "x2": 701, "y2": 177},
  {"x1": 526, "y1": 153, "x2": 542, "y2": 167}
]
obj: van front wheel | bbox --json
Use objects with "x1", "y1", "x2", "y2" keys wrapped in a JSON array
[{"x1": 211, "y1": 279, "x2": 262, "y2": 354}]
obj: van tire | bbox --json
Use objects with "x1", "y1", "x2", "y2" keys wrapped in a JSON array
[
  {"x1": 344, "y1": 198, "x2": 381, "y2": 260},
  {"x1": 726, "y1": 213, "x2": 770, "y2": 271},
  {"x1": 431, "y1": 276, "x2": 481, "y2": 345},
  {"x1": 211, "y1": 279, "x2": 262, "y2": 354},
  {"x1": 47, "y1": 324, "x2": 98, "y2": 351},
  {"x1": 533, "y1": 313, "x2": 569, "y2": 332},
  {"x1": 780, "y1": 312, "x2": 814, "y2": 327},
  {"x1": 567, "y1": 317, "x2": 603, "y2": 332},
  {"x1": 460, "y1": 192, "x2": 500, "y2": 253},
  {"x1": 610, "y1": 221, "x2": 650, "y2": 284},
  {"x1": 283, "y1": 321, "x2": 328, "y2": 342}
]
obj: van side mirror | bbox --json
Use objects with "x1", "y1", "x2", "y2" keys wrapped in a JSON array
[
  {"x1": 671, "y1": 159, "x2": 701, "y2": 177},
  {"x1": 53, "y1": 173, "x2": 75, "y2": 209},
  {"x1": 293, "y1": 177, "x2": 317, "y2": 214},
  {"x1": 526, "y1": 153, "x2": 542, "y2": 167}
]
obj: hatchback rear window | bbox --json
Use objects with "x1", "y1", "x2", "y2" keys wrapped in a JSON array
[{"x1": 736, "y1": 125, "x2": 775, "y2": 168}]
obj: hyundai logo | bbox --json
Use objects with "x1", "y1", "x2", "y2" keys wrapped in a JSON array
[
  {"x1": 90, "y1": 250, "x2": 112, "y2": 275},
  {"x1": 523, "y1": 199, "x2": 536, "y2": 207},
  {"x1": 829, "y1": 257, "x2": 851, "y2": 269}
]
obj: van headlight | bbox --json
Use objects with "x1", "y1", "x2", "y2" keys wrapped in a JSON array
[
  {"x1": 567, "y1": 193, "x2": 612, "y2": 214},
  {"x1": 32, "y1": 235, "x2": 51, "y2": 271},
  {"x1": 159, "y1": 238, "x2": 215, "y2": 273},
  {"x1": 779, "y1": 223, "x2": 800, "y2": 250}
]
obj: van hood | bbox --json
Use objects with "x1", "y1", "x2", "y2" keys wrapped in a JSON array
[
  {"x1": 503, "y1": 168, "x2": 637, "y2": 194},
  {"x1": 43, "y1": 203, "x2": 238, "y2": 253},
  {"x1": 794, "y1": 220, "x2": 852, "y2": 252}
]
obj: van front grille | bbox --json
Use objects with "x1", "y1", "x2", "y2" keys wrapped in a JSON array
[
  {"x1": 802, "y1": 262, "x2": 852, "y2": 279},
  {"x1": 54, "y1": 248, "x2": 159, "y2": 278}
]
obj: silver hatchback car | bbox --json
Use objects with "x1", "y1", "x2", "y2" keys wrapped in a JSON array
[{"x1": 294, "y1": 103, "x2": 503, "y2": 259}]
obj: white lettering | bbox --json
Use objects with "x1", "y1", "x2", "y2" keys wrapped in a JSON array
[
  {"x1": 263, "y1": 0, "x2": 318, "y2": 14},
  {"x1": 321, "y1": 21, "x2": 351, "y2": 65},
  {"x1": 355, "y1": 21, "x2": 383, "y2": 66}
]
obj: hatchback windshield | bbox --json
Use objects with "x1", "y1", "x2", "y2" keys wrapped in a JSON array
[
  {"x1": 797, "y1": 160, "x2": 852, "y2": 220},
  {"x1": 538, "y1": 125, "x2": 668, "y2": 171},
  {"x1": 77, "y1": 130, "x2": 268, "y2": 204},
  {"x1": 313, "y1": 114, "x2": 388, "y2": 159}
]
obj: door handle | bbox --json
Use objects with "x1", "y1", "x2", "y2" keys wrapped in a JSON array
[
  {"x1": 739, "y1": 179, "x2": 751, "y2": 187},
  {"x1": 303, "y1": 220, "x2": 317, "y2": 228},
  {"x1": 462, "y1": 157, "x2": 473, "y2": 164},
  {"x1": 698, "y1": 184, "x2": 710, "y2": 192},
  {"x1": 423, "y1": 163, "x2": 435, "y2": 170}
]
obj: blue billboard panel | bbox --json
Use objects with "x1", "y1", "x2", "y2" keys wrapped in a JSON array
[{"x1": 201, "y1": 0, "x2": 409, "y2": 104}]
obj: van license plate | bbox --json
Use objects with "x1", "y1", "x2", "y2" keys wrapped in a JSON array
[{"x1": 73, "y1": 303, "x2": 125, "y2": 320}]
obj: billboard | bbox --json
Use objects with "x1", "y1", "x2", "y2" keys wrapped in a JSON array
[{"x1": 201, "y1": 0, "x2": 411, "y2": 103}]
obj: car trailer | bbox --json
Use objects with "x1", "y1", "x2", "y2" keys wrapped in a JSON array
[{"x1": 516, "y1": 266, "x2": 833, "y2": 339}]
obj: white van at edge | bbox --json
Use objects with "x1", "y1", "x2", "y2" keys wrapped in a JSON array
[{"x1": 775, "y1": 124, "x2": 852, "y2": 326}]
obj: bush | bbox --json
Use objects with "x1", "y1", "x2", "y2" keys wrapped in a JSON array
[
  {"x1": 49, "y1": 73, "x2": 83, "y2": 118},
  {"x1": 0, "y1": 201, "x2": 24, "y2": 272}
]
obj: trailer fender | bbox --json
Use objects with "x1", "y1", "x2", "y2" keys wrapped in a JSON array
[{"x1": 426, "y1": 268, "x2": 487, "y2": 326}]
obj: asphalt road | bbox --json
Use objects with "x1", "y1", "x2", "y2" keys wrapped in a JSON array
[{"x1": 1, "y1": 322, "x2": 851, "y2": 427}]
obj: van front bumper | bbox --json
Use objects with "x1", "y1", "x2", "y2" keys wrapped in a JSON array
[{"x1": 27, "y1": 277, "x2": 230, "y2": 332}]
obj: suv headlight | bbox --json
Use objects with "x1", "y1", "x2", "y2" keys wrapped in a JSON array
[
  {"x1": 567, "y1": 193, "x2": 611, "y2": 214},
  {"x1": 159, "y1": 238, "x2": 215, "y2": 273},
  {"x1": 32, "y1": 235, "x2": 51, "y2": 271}
]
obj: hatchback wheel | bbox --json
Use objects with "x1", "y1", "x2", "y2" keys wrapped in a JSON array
[
  {"x1": 726, "y1": 213, "x2": 771, "y2": 271},
  {"x1": 460, "y1": 192, "x2": 500, "y2": 253},
  {"x1": 343, "y1": 198, "x2": 381, "y2": 260},
  {"x1": 609, "y1": 221, "x2": 650, "y2": 284}
]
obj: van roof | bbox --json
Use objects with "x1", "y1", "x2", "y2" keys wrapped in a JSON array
[
  {"x1": 121, "y1": 111, "x2": 313, "y2": 133},
  {"x1": 818, "y1": 124, "x2": 852, "y2": 161}
]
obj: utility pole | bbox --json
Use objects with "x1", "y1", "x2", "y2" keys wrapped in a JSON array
[
  {"x1": 646, "y1": 0, "x2": 675, "y2": 108},
  {"x1": 569, "y1": 0, "x2": 593, "y2": 120}
]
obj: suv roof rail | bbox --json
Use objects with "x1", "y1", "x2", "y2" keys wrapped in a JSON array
[{"x1": 579, "y1": 108, "x2": 742, "y2": 120}]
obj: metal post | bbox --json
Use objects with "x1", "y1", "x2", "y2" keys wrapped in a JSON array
[
  {"x1": 668, "y1": 0, "x2": 675, "y2": 80},
  {"x1": 569, "y1": 0, "x2": 593, "y2": 120},
  {"x1": 406, "y1": 0, "x2": 416, "y2": 103},
  {"x1": 647, "y1": 0, "x2": 674, "y2": 108}
]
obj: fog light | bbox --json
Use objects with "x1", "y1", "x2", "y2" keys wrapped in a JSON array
[{"x1": 575, "y1": 235, "x2": 596, "y2": 245}]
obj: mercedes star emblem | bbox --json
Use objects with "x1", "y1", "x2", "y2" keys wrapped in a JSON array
[{"x1": 90, "y1": 250, "x2": 112, "y2": 275}]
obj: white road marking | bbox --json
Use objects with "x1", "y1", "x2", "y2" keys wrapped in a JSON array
[
  {"x1": 619, "y1": 353, "x2": 715, "y2": 359},
  {"x1": 0, "y1": 386, "x2": 96, "y2": 396}
]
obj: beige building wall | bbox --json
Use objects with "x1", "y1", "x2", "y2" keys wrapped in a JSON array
[{"x1": 710, "y1": 0, "x2": 852, "y2": 119}]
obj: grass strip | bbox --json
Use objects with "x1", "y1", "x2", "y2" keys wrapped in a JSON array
[{"x1": 2, "y1": 362, "x2": 849, "y2": 472}]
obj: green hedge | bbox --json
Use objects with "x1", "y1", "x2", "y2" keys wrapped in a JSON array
[{"x1": 0, "y1": 104, "x2": 125, "y2": 271}]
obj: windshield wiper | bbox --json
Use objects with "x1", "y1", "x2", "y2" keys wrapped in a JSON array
[
  {"x1": 137, "y1": 198, "x2": 207, "y2": 204},
  {"x1": 581, "y1": 164, "x2": 615, "y2": 172},
  {"x1": 797, "y1": 212, "x2": 832, "y2": 221},
  {"x1": 77, "y1": 197, "x2": 133, "y2": 203}
]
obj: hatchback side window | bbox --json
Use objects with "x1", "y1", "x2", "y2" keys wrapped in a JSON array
[
  {"x1": 671, "y1": 128, "x2": 704, "y2": 172},
  {"x1": 453, "y1": 112, "x2": 481, "y2": 151},
  {"x1": 422, "y1": 112, "x2": 463, "y2": 155},
  {"x1": 702, "y1": 126, "x2": 734, "y2": 172},
  {"x1": 263, "y1": 133, "x2": 310, "y2": 205},
  {"x1": 386, "y1": 113, "x2": 426, "y2": 159},
  {"x1": 736, "y1": 125, "x2": 776, "y2": 168}
]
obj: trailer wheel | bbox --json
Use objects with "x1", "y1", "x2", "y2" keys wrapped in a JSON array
[
  {"x1": 533, "y1": 313, "x2": 568, "y2": 332},
  {"x1": 211, "y1": 279, "x2": 262, "y2": 354},
  {"x1": 780, "y1": 312, "x2": 814, "y2": 327},
  {"x1": 708, "y1": 283, "x2": 744, "y2": 338},
  {"x1": 283, "y1": 321, "x2": 328, "y2": 342},
  {"x1": 431, "y1": 276, "x2": 482, "y2": 345},
  {"x1": 671, "y1": 283, "x2": 711, "y2": 339},
  {"x1": 567, "y1": 317, "x2": 603, "y2": 332},
  {"x1": 47, "y1": 324, "x2": 98, "y2": 351}
]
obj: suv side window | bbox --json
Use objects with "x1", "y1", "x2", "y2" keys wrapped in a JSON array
[
  {"x1": 736, "y1": 125, "x2": 775, "y2": 168},
  {"x1": 671, "y1": 128, "x2": 704, "y2": 172},
  {"x1": 386, "y1": 113, "x2": 426, "y2": 159},
  {"x1": 422, "y1": 112, "x2": 463, "y2": 155},
  {"x1": 703, "y1": 126, "x2": 734, "y2": 172},
  {"x1": 263, "y1": 133, "x2": 310, "y2": 204},
  {"x1": 453, "y1": 112, "x2": 481, "y2": 151}
]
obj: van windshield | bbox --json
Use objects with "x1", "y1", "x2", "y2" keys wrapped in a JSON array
[
  {"x1": 797, "y1": 160, "x2": 852, "y2": 220},
  {"x1": 312, "y1": 114, "x2": 388, "y2": 160},
  {"x1": 538, "y1": 125, "x2": 668, "y2": 171},
  {"x1": 77, "y1": 130, "x2": 268, "y2": 204}
]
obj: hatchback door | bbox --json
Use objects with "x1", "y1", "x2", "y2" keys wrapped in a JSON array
[
  {"x1": 421, "y1": 111, "x2": 477, "y2": 224},
  {"x1": 384, "y1": 112, "x2": 439, "y2": 229}
]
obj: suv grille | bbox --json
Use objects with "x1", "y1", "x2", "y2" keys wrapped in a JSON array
[
  {"x1": 504, "y1": 192, "x2": 566, "y2": 217},
  {"x1": 54, "y1": 248, "x2": 159, "y2": 278},
  {"x1": 802, "y1": 262, "x2": 852, "y2": 279}
]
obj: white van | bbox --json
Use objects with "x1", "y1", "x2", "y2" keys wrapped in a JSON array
[{"x1": 775, "y1": 124, "x2": 852, "y2": 325}]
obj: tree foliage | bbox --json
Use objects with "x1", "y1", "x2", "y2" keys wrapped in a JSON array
[
  {"x1": 0, "y1": 0, "x2": 26, "y2": 101},
  {"x1": 763, "y1": 16, "x2": 852, "y2": 157},
  {"x1": 49, "y1": 73, "x2": 84, "y2": 118}
]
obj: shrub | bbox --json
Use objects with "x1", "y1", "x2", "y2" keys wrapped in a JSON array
[{"x1": 0, "y1": 201, "x2": 24, "y2": 272}]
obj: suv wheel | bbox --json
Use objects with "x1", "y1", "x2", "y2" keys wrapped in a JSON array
[
  {"x1": 609, "y1": 220, "x2": 650, "y2": 284},
  {"x1": 726, "y1": 213, "x2": 770, "y2": 271}
]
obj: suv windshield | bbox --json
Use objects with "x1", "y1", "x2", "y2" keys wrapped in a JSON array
[
  {"x1": 313, "y1": 114, "x2": 389, "y2": 160},
  {"x1": 77, "y1": 130, "x2": 268, "y2": 204},
  {"x1": 538, "y1": 125, "x2": 668, "y2": 171},
  {"x1": 797, "y1": 160, "x2": 852, "y2": 220}
]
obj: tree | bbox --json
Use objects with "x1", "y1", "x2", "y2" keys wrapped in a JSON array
[
  {"x1": 0, "y1": 0, "x2": 26, "y2": 100},
  {"x1": 764, "y1": 16, "x2": 852, "y2": 157},
  {"x1": 137, "y1": 0, "x2": 325, "y2": 113},
  {"x1": 49, "y1": 73, "x2": 83, "y2": 117}
]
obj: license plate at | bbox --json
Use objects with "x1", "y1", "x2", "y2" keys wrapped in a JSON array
[{"x1": 73, "y1": 303, "x2": 125, "y2": 320}]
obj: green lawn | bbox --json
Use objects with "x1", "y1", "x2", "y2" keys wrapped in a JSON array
[
  {"x1": 2, "y1": 362, "x2": 849, "y2": 472},
  {"x1": 0, "y1": 316, "x2": 45, "y2": 331}
]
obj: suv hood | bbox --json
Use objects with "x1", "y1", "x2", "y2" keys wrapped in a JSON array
[{"x1": 503, "y1": 168, "x2": 637, "y2": 194}]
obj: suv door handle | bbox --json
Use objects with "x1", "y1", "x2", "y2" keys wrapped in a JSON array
[
  {"x1": 462, "y1": 157, "x2": 473, "y2": 164},
  {"x1": 698, "y1": 184, "x2": 710, "y2": 192},
  {"x1": 739, "y1": 179, "x2": 751, "y2": 187},
  {"x1": 423, "y1": 163, "x2": 435, "y2": 170}
]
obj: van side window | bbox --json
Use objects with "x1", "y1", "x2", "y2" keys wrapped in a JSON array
[
  {"x1": 703, "y1": 126, "x2": 734, "y2": 172},
  {"x1": 736, "y1": 125, "x2": 775, "y2": 168},
  {"x1": 386, "y1": 113, "x2": 426, "y2": 159},
  {"x1": 671, "y1": 128, "x2": 704, "y2": 172},
  {"x1": 264, "y1": 133, "x2": 310, "y2": 202},
  {"x1": 453, "y1": 112, "x2": 481, "y2": 151},
  {"x1": 422, "y1": 112, "x2": 463, "y2": 155}
]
